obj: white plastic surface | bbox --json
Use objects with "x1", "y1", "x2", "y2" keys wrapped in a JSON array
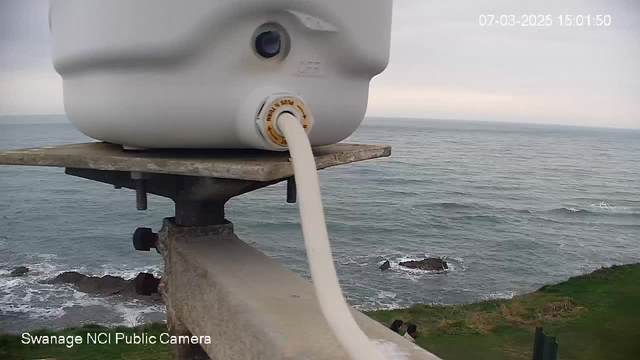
[{"x1": 49, "y1": 0, "x2": 393, "y2": 150}]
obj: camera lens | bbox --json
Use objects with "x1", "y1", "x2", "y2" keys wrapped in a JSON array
[{"x1": 255, "y1": 31, "x2": 282, "y2": 58}]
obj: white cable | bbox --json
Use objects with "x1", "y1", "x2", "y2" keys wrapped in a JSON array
[{"x1": 276, "y1": 112, "x2": 383, "y2": 360}]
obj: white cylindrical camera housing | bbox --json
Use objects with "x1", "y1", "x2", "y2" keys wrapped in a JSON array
[{"x1": 49, "y1": 0, "x2": 393, "y2": 150}]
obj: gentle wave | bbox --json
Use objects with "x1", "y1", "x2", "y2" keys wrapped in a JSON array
[
  {"x1": 587, "y1": 202, "x2": 632, "y2": 211},
  {"x1": 456, "y1": 215, "x2": 505, "y2": 224},
  {"x1": 548, "y1": 207, "x2": 639, "y2": 217},
  {"x1": 410, "y1": 202, "x2": 479, "y2": 211},
  {"x1": 550, "y1": 208, "x2": 591, "y2": 215},
  {"x1": 434, "y1": 202, "x2": 478, "y2": 210}
]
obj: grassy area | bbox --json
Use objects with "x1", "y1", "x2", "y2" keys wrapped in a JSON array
[
  {"x1": 1, "y1": 264, "x2": 639, "y2": 359},
  {"x1": 367, "y1": 264, "x2": 640, "y2": 360}
]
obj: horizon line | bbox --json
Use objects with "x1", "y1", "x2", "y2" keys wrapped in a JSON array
[{"x1": 0, "y1": 113, "x2": 638, "y2": 131}]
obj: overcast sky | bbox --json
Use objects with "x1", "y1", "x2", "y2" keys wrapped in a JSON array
[{"x1": 1, "y1": 0, "x2": 638, "y2": 128}]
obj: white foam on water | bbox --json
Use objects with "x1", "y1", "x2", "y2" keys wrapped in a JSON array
[
  {"x1": 3, "y1": 303, "x2": 67, "y2": 319},
  {"x1": 116, "y1": 300, "x2": 166, "y2": 327},
  {"x1": 0, "y1": 256, "x2": 166, "y2": 327},
  {"x1": 352, "y1": 299, "x2": 405, "y2": 312},
  {"x1": 5, "y1": 256, "x2": 68, "y2": 282},
  {"x1": 481, "y1": 291, "x2": 517, "y2": 301},
  {"x1": 442, "y1": 255, "x2": 467, "y2": 272},
  {"x1": 1, "y1": 277, "x2": 28, "y2": 292},
  {"x1": 386, "y1": 255, "x2": 455, "y2": 276},
  {"x1": 59, "y1": 286, "x2": 166, "y2": 327},
  {"x1": 338, "y1": 249, "x2": 466, "y2": 278},
  {"x1": 377, "y1": 290, "x2": 397, "y2": 299},
  {"x1": 377, "y1": 302, "x2": 404, "y2": 311},
  {"x1": 63, "y1": 286, "x2": 114, "y2": 308},
  {"x1": 1, "y1": 281, "x2": 69, "y2": 320},
  {"x1": 2, "y1": 279, "x2": 166, "y2": 326},
  {"x1": 337, "y1": 253, "x2": 377, "y2": 267},
  {"x1": 588, "y1": 202, "x2": 631, "y2": 212},
  {"x1": 34, "y1": 253, "x2": 59, "y2": 260},
  {"x1": 371, "y1": 339, "x2": 410, "y2": 360}
]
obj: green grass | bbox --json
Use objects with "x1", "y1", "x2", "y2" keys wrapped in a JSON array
[
  {"x1": 366, "y1": 264, "x2": 640, "y2": 360},
  {"x1": 2, "y1": 264, "x2": 639, "y2": 359}
]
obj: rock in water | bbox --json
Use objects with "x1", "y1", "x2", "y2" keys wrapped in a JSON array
[
  {"x1": 379, "y1": 260, "x2": 391, "y2": 271},
  {"x1": 399, "y1": 258, "x2": 448, "y2": 271},
  {"x1": 48, "y1": 271, "x2": 162, "y2": 303},
  {"x1": 135, "y1": 272, "x2": 160, "y2": 296},
  {"x1": 10, "y1": 266, "x2": 29, "y2": 277},
  {"x1": 52, "y1": 271, "x2": 84, "y2": 284}
]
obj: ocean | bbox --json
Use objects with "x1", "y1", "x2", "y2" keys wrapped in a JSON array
[{"x1": 1, "y1": 117, "x2": 639, "y2": 334}]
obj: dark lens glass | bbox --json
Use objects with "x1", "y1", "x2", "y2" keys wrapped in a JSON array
[{"x1": 255, "y1": 31, "x2": 281, "y2": 58}]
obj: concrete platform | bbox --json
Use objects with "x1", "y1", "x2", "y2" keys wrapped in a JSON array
[
  {"x1": 159, "y1": 219, "x2": 441, "y2": 360},
  {"x1": 0, "y1": 142, "x2": 391, "y2": 182}
]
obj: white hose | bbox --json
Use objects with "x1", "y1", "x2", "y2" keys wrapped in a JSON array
[{"x1": 276, "y1": 112, "x2": 383, "y2": 360}]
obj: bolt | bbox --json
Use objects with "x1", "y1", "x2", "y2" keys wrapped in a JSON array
[
  {"x1": 134, "y1": 272, "x2": 160, "y2": 296},
  {"x1": 134, "y1": 179, "x2": 147, "y2": 210},
  {"x1": 286, "y1": 176, "x2": 297, "y2": 204},
  {"x1": 131, "y1": 172, "x2": 150, "y2": 210},
  {"x1": 132, "y1": 227, "x2": 158, "y2": 251}
]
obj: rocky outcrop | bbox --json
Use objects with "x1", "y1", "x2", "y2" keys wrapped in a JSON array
[
  {"x1": 10, "y1": 266, "x2": 29, "y2": 277},
  {"x1": 379, "y1": 260, "x2": 391, "y2": 271},
  {"x1": 399, "y1": 258, "x2": 448, "y2": 271},
  {"x1": 48, "y1": 271, "x2": 162, "y2": 303}
]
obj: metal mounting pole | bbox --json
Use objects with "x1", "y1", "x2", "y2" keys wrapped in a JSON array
[{"x1": 175, "y1": 201, "x2": 226, "y2": 226}]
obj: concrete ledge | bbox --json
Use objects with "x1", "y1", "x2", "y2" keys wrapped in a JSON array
[
  {"x1": 158, "y1": 219, "x2": 441, "y2": 360},
  {"x1": 0, "y1": 142, "x2": 391, "y2": 182}
]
